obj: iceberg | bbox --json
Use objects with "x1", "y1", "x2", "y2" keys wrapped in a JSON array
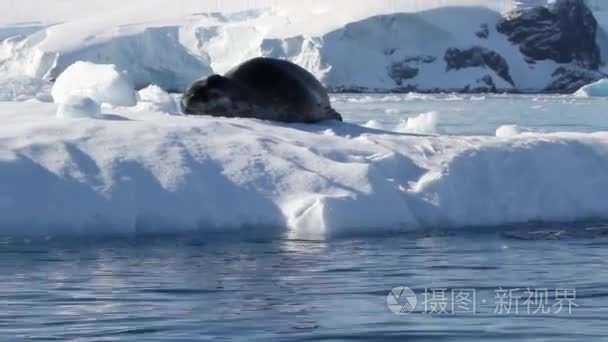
[{"x1": 574, "y1": 79, "x2": 608, "y2": 97}]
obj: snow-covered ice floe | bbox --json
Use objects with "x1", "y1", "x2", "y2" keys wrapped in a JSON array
[
  {"x1": 1, "y1": 101, "x2": 608, "y2": 240},
  {"x1": 574, "y1": 79, "x2": 608, "y2": 97}
]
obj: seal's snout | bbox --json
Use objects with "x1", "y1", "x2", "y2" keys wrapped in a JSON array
[
  {"x1": 180, "y1": 92, "x2": 194, "y2": 114},
  {"x1": 181, "y1": 75, "x2": 233, "y2": 115},
  {"x1": 181, "y1": 82, "x2": 234, "y2": 116},
  {"x1": 327, "y1": 108, "x2": 343, "y2": 122}
]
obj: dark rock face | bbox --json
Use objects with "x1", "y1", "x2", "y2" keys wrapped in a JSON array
[
  {"x1": 388, "y1": 64, "x2": 419, "y2": 85},
  {"x1": 444, "y1": 47, "x2": 515, "y2": 86},
  {"x1": 480, "y1": 75, "x2": 497, "y2": 92},
  {"x1": 544, "y1": 66, "x2": 605, "y2": 92},
  {"x1": 476, "y1": 24, "x2": 489, "y2": 39},
  {"x1": 460, "y1": 75, "x2": 499, "y2": 93},
  {"x1": 497, "y1": 0, "x2": 600, "y2": 70},
  {"x1": 388, "y1": 55, "x2": 436, "y2": 86}
]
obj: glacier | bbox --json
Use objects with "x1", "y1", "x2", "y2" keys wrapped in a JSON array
[{"x1": 0, "y1": 1, "x2": 606, "y2": 94}]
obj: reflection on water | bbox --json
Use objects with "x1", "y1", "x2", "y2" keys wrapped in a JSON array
[{"x1": 1, "y1": 230, "x2": 607, "y2": 341}]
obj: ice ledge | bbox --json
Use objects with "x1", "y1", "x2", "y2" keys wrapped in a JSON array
[{"x1": 1, "y1": 102, "x2": 608, "y2": 240}]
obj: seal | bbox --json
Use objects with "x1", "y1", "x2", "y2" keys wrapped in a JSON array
[{"x1": 181, "y1": 57, "x2": 342, "y2": 123}]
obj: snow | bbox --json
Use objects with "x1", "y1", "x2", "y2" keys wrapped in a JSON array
[
  {"x1": 0, "y1": 75, "x2": 52, "y2": 102},
  {"x1": 1, "y1": 101, "x2": 608, "y2": 240},
  {"x1": 51, "y1": 62, "x2": 137, "y2": 106},
  {"x1": 574, "y1": 79, "x2": 608, "y2": 97},
  {"x1": 56, "y1": 95, "x2": 101, "y2": 119}
]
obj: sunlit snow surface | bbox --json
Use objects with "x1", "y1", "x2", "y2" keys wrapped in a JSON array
[{"x1": 1, "y1": 93, "x2": 608, "y2": 240}]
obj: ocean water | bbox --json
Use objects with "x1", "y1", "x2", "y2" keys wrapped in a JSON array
[
  {"x1": 333, "y1": 93, "x2": 608, "y2": 135},
  {"x1": 3, "y1": 94, "x2": 608, "y2": 341}
]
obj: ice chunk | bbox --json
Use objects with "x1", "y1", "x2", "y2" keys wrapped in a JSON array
[
  {"x1": 496, "y1": 124, "x2": 522, "y2": 137},
  {"x1": 396, "y1": 111, "x2": 439, "y2": 135},
  {"x1": 362, "y1": 112, "x2": 439, "y2": 134},
  {"x1": 136, "y1": 85, "x2": 178, "y2": 113},
  {"x1": 56, "y1": 95, "x2": 101, "y2": 118},
  {"x1": 574, "y1": 79, "x2": 608, "y2": 97},
  {"x1": 51, "y1": 62, "x2": 137, "y2": 106},
  {"x1": 362, "y1": 120, "x2": 385, "y2": 130}
]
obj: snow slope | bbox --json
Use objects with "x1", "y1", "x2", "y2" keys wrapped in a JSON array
[
  {"x1": 263, "y1": 6, "x2": 547, "y2": 92},
  {"x1": 1, "y1": 101, "x2": 608, "y2": 240},
  {"x1": 266, "y1": 3, "x2": 607, "y2": 93}
]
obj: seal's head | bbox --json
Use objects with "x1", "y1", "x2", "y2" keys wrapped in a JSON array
[{"x1": 181, "y1": 74, "x2": 234, "y2": 115}]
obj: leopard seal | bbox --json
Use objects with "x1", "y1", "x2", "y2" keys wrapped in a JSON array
[{"x1": 181, "y1": 57, "x2": 342, "y2": 123}]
